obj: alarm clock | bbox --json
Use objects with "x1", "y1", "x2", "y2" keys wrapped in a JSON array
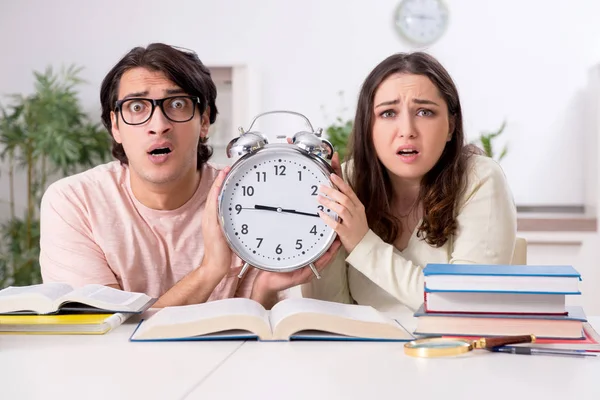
[{"x1": 218, "y1": 110, "x2": 338, "y2": 279}]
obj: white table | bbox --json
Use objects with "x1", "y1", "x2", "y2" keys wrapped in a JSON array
[
  {"x1": 0, "y1": 314, "x2": 243, "y2": 400},
  {"x1": 186, "y1": 316, "x2": 600, "y2": 400},
  {"x1": 1, "y1": 315, "x2": 599, "y2": 400}
]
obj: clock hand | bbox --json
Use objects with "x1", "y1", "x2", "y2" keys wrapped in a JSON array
[
  {"x1": 281, "y1": 208, "x2": 320, "y2": 218},
  {"x1": 405, "y1": 14, "x2": 434, "y2": 21},
  {"x1": 254, "y1": 204, "x2": 320, "y2": 218},
  {"x1": 254, "y1": 204, "x2": 279, "y2": 212}
]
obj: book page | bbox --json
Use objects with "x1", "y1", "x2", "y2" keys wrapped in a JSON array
[
  {"x1": 0, "y1": 283, "x2": 73, "y2": 303},
  {"x1": 64, "y1": 284, "x2": 147, "y2": 307},
  {"x1": 141, "y1": 298, "x2": 268, "y2": 330},
  {"x1": 269, "y1": 298, "x2": 390, "y2": 329}
]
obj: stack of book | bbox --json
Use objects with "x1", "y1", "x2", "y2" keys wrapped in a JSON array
[
  {"x1": 0, "y1": 283, "x2": 155, "y2": 334},
  {"x1": 413, "y1": 264, "x2": 589, "y2": 340}
]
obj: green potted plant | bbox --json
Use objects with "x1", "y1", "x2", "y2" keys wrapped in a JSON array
[
  {"x1": 473, "y1": 120, "x2": 508, "y2": 162},
  {"x1": 324, "y1": 117, "x2": 353, "y2": 163},
  {"x1": 0, "y1": 65, "x2": 111, "y2": 287},
  {"x1": 322, "y1": 91, "x2": 354, "y2": 162}
]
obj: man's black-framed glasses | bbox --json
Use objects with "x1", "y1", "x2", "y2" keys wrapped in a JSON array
[{"x1": 115, "y1": 96, "x2": 201, "y2": 125}]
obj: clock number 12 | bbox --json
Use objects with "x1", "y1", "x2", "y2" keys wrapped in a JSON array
[{"x1": 274, "y1": 165, "x2": 286, "y2": 175}]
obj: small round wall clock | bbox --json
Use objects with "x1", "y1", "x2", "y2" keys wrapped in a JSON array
[
  {"x1": 218, "y1": 111, "x2": 338, "y2": 279},
  {"x1": 394, "y1": 0, "x2": 449, "y2": 46}
]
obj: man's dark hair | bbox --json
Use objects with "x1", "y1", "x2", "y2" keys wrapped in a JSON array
[{"x1": 100, "y1": 43, "x2": 217, "y2": 169}]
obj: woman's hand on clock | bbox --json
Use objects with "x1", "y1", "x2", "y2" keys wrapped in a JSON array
[
  {"x1": 200, "y1": 166, "x2": 233, "y2": 278},
  {"x1": 317, "y1": 153, "x2": 369, "y2": 254}
]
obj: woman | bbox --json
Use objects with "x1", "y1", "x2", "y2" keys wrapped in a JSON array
[{"x1": 302, "y1": 52, "x2": 517, "y2": 312}]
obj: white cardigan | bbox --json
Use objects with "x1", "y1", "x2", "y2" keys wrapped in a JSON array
[{"x1": 301, "y1": 154, "x2": 517, "y2": 312}]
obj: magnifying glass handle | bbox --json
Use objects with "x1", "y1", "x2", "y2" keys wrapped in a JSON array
[{"x1": 477, "y1": 334, "x2": 535, "y2": 349}]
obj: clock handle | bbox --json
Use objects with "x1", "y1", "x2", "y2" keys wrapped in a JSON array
[
  {"x1": 245, "y1": 110, "x2": 315, "y2": 132},
  {"x1": 309, "y1": 263, "x2": 322, "y2": 279}
]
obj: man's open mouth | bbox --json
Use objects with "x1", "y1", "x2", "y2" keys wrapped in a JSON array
[{"x1": 148, "y1": 147, "x2": 172, "y2": 155}]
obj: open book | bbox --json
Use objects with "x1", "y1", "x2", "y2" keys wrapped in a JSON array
[
  {"x1": 130, "y1": 297, "x2": 413, "y2": 342},
  {"x1": 0, "y1": 283, "x2": 156, "y2": 315}
]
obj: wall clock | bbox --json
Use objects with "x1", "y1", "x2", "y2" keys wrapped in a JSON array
[{"x1": 394, "y1": 0, "x2": 449, "y2": 46}]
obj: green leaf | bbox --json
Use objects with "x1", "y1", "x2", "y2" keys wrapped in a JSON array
[
  {"x1": 0, "y1": 64, "x2": 111, "y2": 287},
  {"x1": 473, "y1": 120, "x2": 508, "y2": 162},
  {"x1": 498, "y1": 146, "x2": 508, "y2": 162},
  {"x1": 324, "y1": 118, "x2": 353, "y2": 162}
]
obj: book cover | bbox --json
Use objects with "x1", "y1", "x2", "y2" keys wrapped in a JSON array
[
  {"x1": 424, "y1": 264, "x2": 581, "y2": 278},
  {"x1": 423, "y1": 264, "x2": 581, "y2": 294}
]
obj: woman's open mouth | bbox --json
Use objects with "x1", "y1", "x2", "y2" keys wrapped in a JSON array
[{"x1": 396, "y1": 148, "x2": 420, "y2": 163}]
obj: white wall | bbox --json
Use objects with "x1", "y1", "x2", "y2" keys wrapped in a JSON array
[
  {"x1": 1, "y1": 0, "x2": 600, "y2": 313},
  {"x1": 1, "y1": 0, "x2": 600, "y2": 216},
  {"x1": 521, "y1": 232, "x2": 600, "y2": 316}
]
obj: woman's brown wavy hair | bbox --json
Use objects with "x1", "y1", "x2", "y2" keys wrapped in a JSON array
[{"x1": 346, "y1": 52, "x2": 478, "y2": 247}]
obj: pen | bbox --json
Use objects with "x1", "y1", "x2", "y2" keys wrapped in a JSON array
[{"x1": 491, "y1": 346, "x2": 597, "y2": 358}]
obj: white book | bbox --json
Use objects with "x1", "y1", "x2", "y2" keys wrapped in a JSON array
[
  {"x1": 0, "y1": 283, "x2": 155, "y2": 314},
  {"x1": 130, "y1": 297, "x2": 413, "y2": 342},
  {"x1": 425, "y1": 291, "x2": 567, "y2": 314}
]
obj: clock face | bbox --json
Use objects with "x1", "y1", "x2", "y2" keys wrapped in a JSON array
[
  {"x1": 394, "y1": 0, "x2": 449, "y2": 46},
  {"x1": 218, "y1": 145, "x2": 338, "y2": 272}
]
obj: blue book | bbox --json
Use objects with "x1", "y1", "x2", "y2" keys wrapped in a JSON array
[
  {"x1": 129, "y1": 297, "x2": 414, "y2": 342},
  {"x1": 423, "y1": 264, "x2": 581, "y2": 294}
]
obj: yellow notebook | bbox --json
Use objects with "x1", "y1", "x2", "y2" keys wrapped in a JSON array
[{"x1": 0, "y1": 313, "x2": 130, "y2": 334}]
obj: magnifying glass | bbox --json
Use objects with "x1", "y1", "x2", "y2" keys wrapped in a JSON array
[{"x1": 404, "y1": 334, "x2": 536, "y2": 358}]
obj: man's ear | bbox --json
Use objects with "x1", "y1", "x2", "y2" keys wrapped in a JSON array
[
  {"x1": 447, "y1": 114, "x2": 456, "y2": 142},
  {"x1": 200, "y1": 107, "x2": 211, "y2": 139},
  {"x1": 111, "y1": 111, "x2": 123, "y2": 144}
]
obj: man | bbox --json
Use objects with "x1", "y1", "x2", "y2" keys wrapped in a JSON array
[{"x1": 39, "y1": 43, "x2": 339, "y2": 308}]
